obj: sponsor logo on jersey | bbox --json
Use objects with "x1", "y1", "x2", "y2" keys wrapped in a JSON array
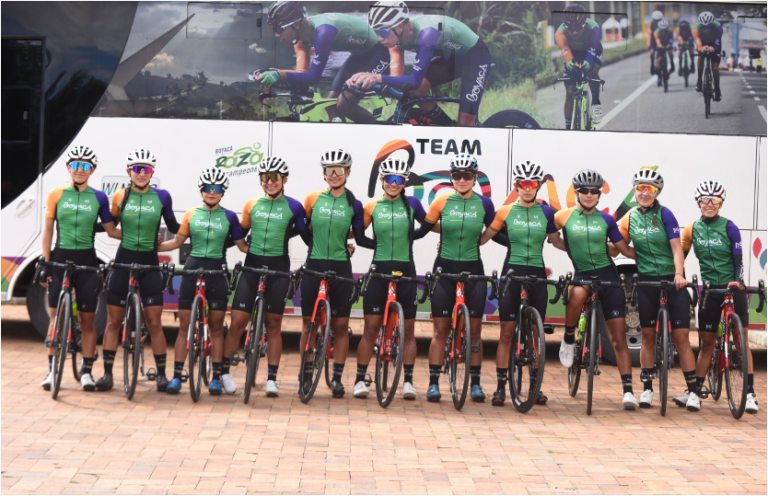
[
  {"x1": 697, "y1": 237, "x2": 724, "y2": 247},
  {"x1": 443, "y1": 40, "x2": 463, "y2": 51},
  {"x1": 572, "y1": 223, "x2": 603, "y2": 232},
  {"x1": 371, "y1": 59, "x2": 390, "y2": 75},
  {"x1": 124, "y1": 204, "x2": 157, "y2": 213},
  {"x1": 632, "y1": 225, "x2": 662, "y2": 236},
  {"x1": 345, "y1": 35, "x2": 367, "y2": 46},
  {"x1": 377, "y1": 211, "x2": 408, "y2": 220},
  {"x1": 62, "y1": 201, "x2": 93, "y2": 212},
  {"x1": 319, "y1": 207, "x2": 347, "y2": 217},
  {"x1": 253, "y1": 210, "x2": 284, "y2": 220},
  {"x1": 195, "y1": 219, "x2": 224, "y2": 230},
  {"x1": 449, "y1": 209, "x2": 478, "y2": 218},
  {"x1": 466, "y1": 64, "x2": 487, "y2": 102},
  {"x1": 513, "y1": 218, "x2": 543, "y2": 228}
]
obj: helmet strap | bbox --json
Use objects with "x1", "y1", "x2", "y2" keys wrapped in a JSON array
[
  {"x1": 383, "y1": 187, "x2": 400, "y2": 201},
  {"x1": 330, "y1": 180, "x2": 346, "y2": 191},
  {"x1": 132, "y1": 181, "x2": 150, "y2": 193},
  {"x1": 267, "y1": 187, "x2": 284, "y2": 200}
]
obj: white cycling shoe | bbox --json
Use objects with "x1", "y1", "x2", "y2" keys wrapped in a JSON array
[
  {"x1": 591, "y1": 104, "x2": 603, "y2": 124},
  {"x1": 401, "y1": 382, "x2": 418, "y2": 400},
  {"x1": 41, "y1": 372, "x2": 53, "y2": 391},
  {"x1": 80, "y1": 373, "x2": 96, "y2": 391},
  {"x1": 622, "y1": 392, "x2": 639, "y2": 410},
  {"x1": 265, "y1": 380, "x2": 279, "y2": 397},
  {"x1": 559, "y1": 340, "x2": 575, "y2": 368},
  {"x1": 353, "y1": 381, "x2": 369, "y2": 398},
  {"x1": 746, "y1": 393, "x2": 759, "y2": 414},
  {"x1": 686, "y1": 391, "x2": 701, "y2": 412},
  {"x1": 639, "y1": 389, "x2": 654, "y2": 408},
  {"x1": 221, "y1": 374, "x2": 238, "y2": 394}
]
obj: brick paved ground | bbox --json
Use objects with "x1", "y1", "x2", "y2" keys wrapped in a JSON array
[{"x1": 2, "y1": 313, "x2": 766, "y2": 495}]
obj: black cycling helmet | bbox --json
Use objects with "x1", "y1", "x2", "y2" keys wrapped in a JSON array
[
  {"x1": 563, "y1": 4, "x2": 588, "y2": 29},
  {"x1": 268, "y1": 1, "x2": 306, "y2": 32},
  {"x1": 679, "y1": 19, "x2": 690, "y2": 29}
]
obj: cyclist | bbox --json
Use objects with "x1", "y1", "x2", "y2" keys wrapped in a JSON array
[
  {"x1": 353, "y1": 157, "x2": 428, "y2": 400},
  {"x1": 221, "y1": 157, "x2": 309, "y2": 397},
  {"x1": 40, "y1": 145, "x2": 119, "y2": 391},
  {"x1": 646, "y1": 10, "x2": 664, "y2": 75},
  {"x1": 555, "y1": 4, "x2": 605, "y2": 127},
  {"x1": 616, "y1": 170, "x2": 699, "y2": 411},
  {"x1": 680, "y1": 181, "x2": 758, "y2": 414},
  {"x1": 158, "y1": 168, "x2": 248, "y2": 396},
  {"x1": 412, "y1": 153, "x2": 496, "y2": 402},
  {"x1": 692, "y1": 11, "x2": 723, "y2": 101},
  {"x1": 299, "y1": 149, "x2": 372, "y2": 398},
  {"x1": 653, "y1": 19, "x2": 675, "y2": 86},
  {"x1": 555, "y1": 170, "x2": 639, "y2": 410},
  {"x1": 479, "y1": 161, "x2": 565, "y2": 407},
  {"x1": 676, "y1": 19, "x2": 695, "y2": 76},
  {"x1": 98, "y1": 149, "x2": 180, "y2": 393},
  {"x1": 258, "y1": 1, "x2": 403, "y2": 123},
  {"x1": 350, "y1": 1, "x2": 492, "y2": 127}
]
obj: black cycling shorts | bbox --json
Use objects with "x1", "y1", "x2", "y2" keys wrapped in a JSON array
[
  {"x1": 636, "y1": 274, "x2": 691, "y2": 329},
  {"x1": 430, "y1": 258, "x2": 488, "y2": 319},
  {"x1": 698, "y1": 286, "x2": 750, "y2": 333},
  {"x1": 47, "y1": 248, "x2": 100, "y2": 312},
  {"x1": 300, "y1": 259, "x2": 356, "y2": 319},
  {"x1": 498, "y1": 264, "x2": 548, "y2": 323},
  {"x1": 332, "y1": 43, "x2": 392, "y2": 94},
  {"x1": 178, "y1": 257, "x2": 229, "y2": 312},
  {"x1": 424, "y1": 39, "x2": 491, "y2": 116},
  {"x1": 106, "y1": 247, "x2": 164, "y2": 308},
  {"x1": 574, "y1": 266, "x2": 625, "y2": 321},
  {"x1": 231, "y1": 254, "x2": 291, "y2": 315},
  {"x1": 363, "y1": 261, "x2": 418, "y2": 319}
]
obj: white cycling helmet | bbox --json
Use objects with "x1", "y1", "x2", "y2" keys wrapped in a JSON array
[
  {"x1": 258, "y1": 156, "x2": 289, "y2": 176},
  {"x1": 320, "y1": 148, "x2": 353, "y2": 167},
  {"x1": 66, "y1": 145, "x2": 98, "y2": 167},
  {"x1": 633, "y1": 169, "x2": 664, "y2": 190},
  {"x1": 512, "y1": 160, "x2": 544, "y2": 182},
  {"x1": 694, "y1": 180, "x2": 725, "y2": 201},
  {"x1": 379, "y1": 157, "x2": 410, "y2": 177},
  {"x1": 657, "y1": 19, "x2": 669, "y2": 30},
  {"x1": 572, "y1": 169, "x2": 604, "y2": 189},
  {"x1": 652, "y1": 10, "x2": 663, "y2": 20},
  {"x1": 449, "y1": 153, "x2": 479, "y2": 172},
  {"x1": 126, "y1": 148, "x2": 156, "y2": 168},
  {"x1": 698, "y1": 11, "x2": 715, "y2": 26},
  {"x1": 368, "y1": 1, "x2": 409, "y2": 31},
  {"x1": 198, "y1": 167, "x2": 230, "y2": 191}
]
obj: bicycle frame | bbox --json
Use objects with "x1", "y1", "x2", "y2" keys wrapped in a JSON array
[{"x1": 189, "y1": 278, "x2": 211, "y2": 358}]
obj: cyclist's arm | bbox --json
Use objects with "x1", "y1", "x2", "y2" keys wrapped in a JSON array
[
  {"x1": 283, "y1": 25, "x2": 336, "y2": 85},
  {"x1": 680, "y1": 223, "x2": 693, "y2": 258},
  {"x1": 602, "y1": 212, "x2": 633, "y2": 258},
  {"x1": 555, "y1": 28, "x2": 574, "y2": 65},
  {"x1": 159, "y1": 208, "x2": 193, "y2": 251},
  {"x1": 42, "y1": 188, "x2": 63, "y2": 261},
  {"x1": 388, "y1": 46, "x2": 405, "y2": 77},
  {"x1": 726, "y1": 220, "x2": 745, "y2": 284},
  {"x1": 547, "y1": 232, "x2": 566, "y2": 251},
  {"x1": 110, "y1": 188, "x2": 125, "y2": 227},
  {"x1": 95, "y1": 189, "x2": 120, "y2": 239},
  {"x1": 583, "y1": 24, "x2": 601, "y2": 67},
  {"x1": 613, "y1": 213, "x2": 633, "y2": 258},
  {"x1": 381, "y1": 29, "x2": 439, "y2": 88},
  {"x1": 158, "y1": 189, "x2": 180, "y2": 234},
  {"x1": 351, "y1": 200, "x2": 375, "y2": 249},
  {"x1": 542, "y1": 205, "x2": 565, "y2": 251},
  {"x1": 413, "y1": 194, "x2": 446, "y2": 239},
  {"x1": 691, "y1": 26, "x2": 704, "y2": 52},
  {"x1": 481, "y1": 203, "x2": 508, "y2": 246}
]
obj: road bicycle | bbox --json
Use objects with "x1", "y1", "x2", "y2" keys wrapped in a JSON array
[
  {"x1": 290, "y1": 265, "x2": 361, "y2": 404},
  {"x1": 679, "y1": 42, "x2": 694, "y2": 87},
  {"x1": 700, "y1": 51, "x2": 722, "y2": 118},
  {"x1": 427, "y1": 268, "x2": 499, "y2": 410},
  {"x1": 698, "y1": 280, "x2": 765, "y2": 419},
  {"x1": 554, "y1": 67, "x2": 605, "y2": 131},
  {"x1": 229, "y1": 263, "x2": 293, "y2": 404},
  {"x1": 173, "y1": 265, "x2": 232, "y2": 402},
  {"x1": 359, "y1": 264, "x2": 431, "y2": 407},
  {"x1": 33, "y1": 257, "x2": 106, "y2": 400},
  {"x1": 656, "y1": 47, "x2": 673, "y2": 93},
  {"x1": 566, "y1": 274, "x2": 630, "y2": 415},
  {"x1": 498, "y1": 270, "x2": 569, "y2": 413},
  {"x1": 103, "y1": 261, "x2": 174, "y2": 400},
  {"x1": 629, "y1": 275, "x2": 699, "y2": 416}
]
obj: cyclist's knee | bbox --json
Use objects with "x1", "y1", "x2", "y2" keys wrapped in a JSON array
[
  {"x1": 498, "y1": 327, "x2": 514, "y2": 346},
  {"x1": 457, "y1": 112, "x2": 477, "y2": 127}
]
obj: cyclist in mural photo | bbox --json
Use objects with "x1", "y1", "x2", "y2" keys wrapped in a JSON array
[
  {"x1": 257, "y1": 1, "x2": 403, "y2": 123},
  {"x1": 692, "y1": 11, "x2": 723, "y2": 101},
  {"x1": 646, "y1": 10, "x2": 664, "y2": 76},
  {"x1": 676, "y1": 19, "x2": 695, "y2": 76},
  {"x1": 555, "y1": 4, "x2": 605, "y2": 128},
  {"x1": 653, "y1": 19, "x2": 675, "y2": 85},
  {"x1": 347, "y1": 1, "x2": 491, "y2": 127}
]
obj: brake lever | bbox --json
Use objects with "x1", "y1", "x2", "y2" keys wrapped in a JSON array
[
  {"x1": 489, "y1": 270, "x2": 499, "y2": 301},
  {"x1": 757, "y1": 279, "x2": 766, "y2": 314},
  {"x1": 549, "y1": 275, "x2": 564, "y2": 305},
  {"x1": 689, "y1": 274, "x2": 699, "y2": 307},
  {"x1": 562, "y1": 272, "x2": 573, "y2": 305},
  {"x1": 32, "y1": 255, "x2": 45, "y2": 285},
  {"x1": 700, "y1": 281, "x2": 711, "y2": 311},
  {"x1": 418, "y1": 272, "x2": 431, "y2": 304}
]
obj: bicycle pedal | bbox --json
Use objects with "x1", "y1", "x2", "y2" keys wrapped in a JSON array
[
  {"x1": 230, "y1": 352, "x2": 244, "y2": 365},
  {"x1": 639, "y1": 371, "x2": 656, "y2": 382},
  {"x1": 595, "y1": 370, "x2": 601, "y2": 376},
  {"x1": 363, "y1": 373, "x2": 374, "y2": 387},
  {"x1": 146, "y1": 368, "x2": 157, "y2": 381},
  {"x1": 180, "y1": 371, "x2": 189, "y2": 383}
]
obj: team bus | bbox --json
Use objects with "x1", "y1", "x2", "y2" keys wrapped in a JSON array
[{"x1": 2, "y1": 2, "x2": 765, "y2": 366}]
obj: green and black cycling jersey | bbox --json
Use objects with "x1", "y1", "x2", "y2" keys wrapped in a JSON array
[
  {"x1": 240, "y1": 195, "x2": 308, "y2": 257},
  {"x1": 363, "y1": 195, "x2": 427, "y2": 262},
  {"x1": 489, "y1": 201, "x2": 557, "y2": 268},
  {"x1": 681, "y1": 215, "x2": 743, "y2": 285},
  {"x1": 111, "y1": 187, "x2": 179, "y2": 251},
  {"x1": 45, "y1": 184, "x2": 113, "y2": 250},
  {"x1": 555, "y1": 205, "x2": 624, "y2": 272},
  {"x1": 303, "y1": 189, "x2": 366, "y2": 261},
  {"x1": 178, "y1": 205, "x2": 244, "y2": 259},
  {"x1": 618, "y1": 204, "x2": 681, "y2": 276}
]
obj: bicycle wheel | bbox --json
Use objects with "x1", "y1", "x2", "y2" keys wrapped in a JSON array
[
  {"x1": 658, "y1": 309, "x2": 670, "y2": 416},
  {"x1": 700, "y1": 331, "x2": 722, "y2": 400},
  {"x1": 683, "y1": 55, "x2": 690, "y2": 87},
  {"x1": 71, "y1": 324, "x2": 82, "y2": 382},
  {"x1": 188, "y1": 295, "x2": 205, "y2": 402},
  {"x1": 586, "y1": 308, "x2": 599, "y2": 415},
  {"x1": 663, "y1": 67, "x2": 668, "y2": 93},
  {"x1": 482, "y1": 109, "x2": 542, "y2": 129},
  {"x1": 449, "y1": 304, "x2": 471, "y2": 411},
  {"x1": 509, "y1": 306, "x2": 545, "y2": 413},
  {"x1": 123, "y1": 293, "x2": 142, "y2": 400},
  {"x1": 299, "y1": 299, "x2": 331, "y2": 404},
  {"x1": 568, "y1": 332, "x2": 583, "y2": 397},
  {"x1": 571, "y1": 95, "x2": 582, "y2": 131},
  {"x1": 724, "y1": 313, "x2": 748, "y2": 419},
  {"x1": 375, "y1": 302, "x2": 405, "y2": 408},
  {"x1": 51, "y1": 292, "x2": 71, "y2": 400},
  {"x1": 324, "y1": 338, "x2": 333, "y2": 390},
  {"x1": 243, "y1": 298, "x2": 265, "y2": 404}
]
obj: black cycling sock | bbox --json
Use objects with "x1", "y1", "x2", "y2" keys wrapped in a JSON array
[
  {"x1": 696, "y1": 376, "x2": 705, "y2": 393},
  {"x1": 621, "y1": 374, "x2": 633, "y2": 394},
  {"x1": 355, "y1": 364, "x2": 368, "y2": 384},
  {"x1": 496, "y1": 367, "x2": 508, "y2": 390},
  {"x1": 564, "y1": 118, "x2": 572, "y2": 130},
  {"x1": 173, "y1": 361, "x2": 184, "y2": 380},
  {"x1": 683, "y1": 370, "x2": 697, "y2": 392},
  {"x1": 641, "y1": 368, "x2": 654, "y2": 391},
  {"x1": 82, "y1": 357, "x2": 95, "y2": 376},
  {"x1": 154, "y1": 354, "x2": 167, "y2": 377},
  {"x1": 748, "y1": 374, "x2": 755, "y2": 395},
  {"x1": 563, "y1": 326, "x2": 576, "y2": 345},
  {"x1": 589, "y1": 82, "x2": 601, "y2": 105},
  {"x1": 212, "y1": 362, "x2": 222, "y2": 381},
  {"x1": 102, "y1": 350, "x2": 116, "y2": 375},
  {"x1": 332, "y1": 363, "x2": 344, "y2": 382},
  {"x1": 429, "y1": 364, "x2": 441, "y2": 386},
  {"x1": 268, "y1": 364, "x2": 279, "y2": 382},
  {"x1": 403, "y1": 364, "x2": 414, "y2": 385},
  {"x1": 48, "y1": 355, "x2": 53, "y2": 372},
  {"x1": 470, "y1": 365, "x2": 481, "y2": 387},
  {"x1": 221, "y1": 356, "x2": 231, "y2": 376}
]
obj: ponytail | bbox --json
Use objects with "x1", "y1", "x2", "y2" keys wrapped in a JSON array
[
  {"x1": 345, "y1": 188, "x2": 357, "y2": 207},
  {"x1": 119, "y1": 184, "x2": 132, "y2": 216}
]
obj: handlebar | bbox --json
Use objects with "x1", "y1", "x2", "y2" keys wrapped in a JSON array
[
  {"x1": 33, "y1": 255, "x2": 107, "y2": 290},
  {"x1": 498, "y1": 269, "x2": 571, "y2": 306},
  {"x1": 289, "y1": 264, "x2": 362, "y2": 304},
  {"x1": 568, "y1": 274, "x2": 630, "y2": 304},
  {"x1": 553, "y1": 67, "x2": 606, "y2": 89},
  {"x1": 700, "y1": 279, "x2": 766, "y2": 313},
  {"x1": 341, "y1": 83, "x2": 405, "y2": 101},
  {"x1": 359, "y1": 264, "x2": 433, "y2": 304},
  {"x1": 629, "y1": 274, "x2": 699, "y2": 307},
  {"x1": 429, "y1": 267, "x2": 500, "y2": 302},
  {"x1": 103, "y1": 260, "x2": 173, "y2": 296},
  {"x1": 174, "y1": 264, "x2": 233, "y2": 294}
]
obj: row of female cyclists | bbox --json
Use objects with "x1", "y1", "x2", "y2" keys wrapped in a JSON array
[{"x1": 39, "y1": 144, "x2": 759, "y2": 415}]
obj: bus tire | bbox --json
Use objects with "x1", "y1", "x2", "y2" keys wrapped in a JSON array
[{"x1": 26, "y1": 283, "x2": 107, "y2": 341}]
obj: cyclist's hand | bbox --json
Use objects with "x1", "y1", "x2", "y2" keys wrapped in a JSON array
[
  {"x1": 259, "y1": 70, "x2": 280, "y2": 87},
  {"x1": 674, "y1": 273, "x2": 687, "y2": 290},
  {"x1": 157, "y1": 234, "x2": 163, "y2": 246},
  {"x1": 348, "y1": 72, "x2": 380, "y2": 90},
  {"x1": 566, "y1": 60, "x2": 577, "y2": 71},
  {"x1": 582, "y1": 60, "x2": 592, "y2": 72},
  {"x1": 347, "y1": 243, "x2": 356, "y2": 257},
  {"x1": 738, "y1": 282, "x2": 746, "y2": 291},
  {"x1": 39, "y1": 267, "x2": 50, "y2": 288}
]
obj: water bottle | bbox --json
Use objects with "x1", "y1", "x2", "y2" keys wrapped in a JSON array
[
  {"x1": 717, "y1": 317, "x2": 724, "y2": 337},
  {"x1": 577, "y1": 311, "x2": 587, "y2": 342}
]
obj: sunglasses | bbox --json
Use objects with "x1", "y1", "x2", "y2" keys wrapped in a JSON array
[
  {"x1": 260, "y1": 172, "x2": 282, "y2": 183},
  {"x1": 274, "y1": 18, "x2": 300, "y2": 34},
  {"x1": 451, "y1": 171, "x2": 475, "y2": 181},
  {"x1": 130, "y1": 165, "x2": 154, "y2": 175},
  {"x1": 382, "y1": 174, "x2": 405, "y2": 186},
  {"x1": 517, "y1": 180, "x2": 540, "y2": 190},
  {"x1": 578, "y1": 187, "x2": 601, "y2": 195},
  {"x1": 201, "y1": 184, "x2": 224, "y2": 194},
  {"x1": 69, "y1": 161, "x2": 94, "y2": 171},
  {"x1": 698, "y1": 196, "x2": 723, "y2": 206},
  {"x1": 323, "y1": 166, "x2": 348, "y2": 177},
  {"x1": 635, "y1": 184, "x2": 659, "y2": 194},
  {"x1": 567, "y1": 24, "x2": 585, "y2": 32}
]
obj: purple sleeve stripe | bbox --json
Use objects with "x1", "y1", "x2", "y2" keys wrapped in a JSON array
[
  {"x1": 726, "y1": 221, "x2": 742, "y2": 255},
  {"x1": 352, "y1": 201, "x2": 365, "y2": 228},
  {"x1": 660, "y1": 207, "x2": 681, "y2": 239},
  {"x1": 542, "y1": 205, "x2": 557, "y2": 234},
  {"x1": 288, "y1": 197, "x2": 309, "y2": 231},
  {"x1": 226, "y1": 209, "x2": 244, "y2": 240},
  {"x1": 409, "y1": 196, "x2": 427, "y2": 222}
]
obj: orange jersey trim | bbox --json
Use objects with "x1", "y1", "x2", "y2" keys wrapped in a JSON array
[
  {"x1": 240, "y1": 198, "x2": 259, "y2": 229},
  {"x1": 490, "y1": 203, "x2": 513, "y2": 232},
  {"x1": 424, "y1": 194, "x2": 450, "y2": 224},
  {"x1": 680, "y1": 223, "x2": 694, "y2": 251},
  {"x1": 304, "y1": 190, "x2": 323, "y2": 219},
  {"x1": 554, "y1": 205, "x2": 578, "y2": 231},
  {"x1": 45, "y1": 186, "x2": 66, "y2": 219}
]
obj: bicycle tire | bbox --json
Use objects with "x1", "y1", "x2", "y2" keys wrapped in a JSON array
[
  {"x1": 509, "y1": 306, "x2": 545, "y2": 413},
  {"x1": 482, "y1": 109, "x2": 542, "y2": 129},
  {"x1": 71, "y1": 324, "x2": 82, "y2": 382},
  {"x1": 243, "y1": 298, "x2": 265, "y2": 404},
  {"x1": 725, "y1": 313, "x2": 748, "y2": 419},
  {"x1": 450, "y1": 304, "x2": 471, "y2": 411},
  {"x1": 568, "y1": 325, "x2": 584, "y2": 397},
  {"x1": 701, "y1": 331, "x2": 722, "y2": 401},
  {"x1": 51, "y1": 292, "x2": 71, "y2": 400},
  {"x1": 188, "y1": 295, "x2": 205, "y2": 402},
  {"x1": 375, "y1": 302, "x2": 405, "y2": 408},
  {"x1": 658, "y1": 308, "x2": 670, "y2": 416},
  {"x1": 299, "y1": 299, "x2": 331, "y2": 404},
  {"x1": 586, "y1": 307, "x2": 599, "y2": 415},
  {"x1": 123, "y1": 293, "x2": 142, "y2": 400},
  {"x1": 324, "y1": 349, "x2": 332, "y2": 389},
  {"x1": 683, "y1": 56, "x2": 689, "y2": 87}
]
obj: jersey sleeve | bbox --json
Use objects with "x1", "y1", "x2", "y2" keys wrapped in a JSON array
[
  {"x1": 554, "y1": 206, "x2": 574, "y2": 231},
  {"x1": 178, "y1": 208, "x2": 196, "y2": 237},
  {"x1": 363, "y1": 200, "x2": 376, "y2": 229},
  {"x1": 692, "y1": 26, "x2": 703, "y2": 51},
  {"x1": 726, "y1": 220, "x2": 742, "y2": 256},
  {"x1": 480, "y1": 196, "x2": 495, "y2": 227},
  {"x1": 541, "y1": 205, "x2": 557, "y2": 234},
  {"x1": 226, "y1": 209, "x2": 244, "y2": 241},
  {"x1": 287, "y1": 197, "x2": 309, "y2": 232},
  {"x1": 285, "y1": 24, "x2": 337, "y2": 86},
  {"x1": 304, "y1": 191, "x2": 321, "y2": 220},
  {"x1": 94, "y1": 189, "x2": 114, "y2": 223},
  {"x1": 111, "y1": 189, "x2": 125, "y2": 217},
  {"x1": 490, "y1": 204, "x2": 511, "y2": 232},
  {"x1": 660, "y1": 207, "x2": 681, "y2": 240},
  {"x1": 424, "y1": 194, "x2": 449, "y2": 224},
  {"x1": 156, "y1": 189, "x2": 180, "y2": 233},
  {"x1": 240, "y1": 198, "x2": 257, "y2": 229},
  {"x1": 45, "y1": 187, "x2": 64, "y2": 219},
  {"x1": 601, "y1": 212, "x2": 624, "y2": 244},
  {"x1": 554, "y1": 27, "x2": 573, "y2": 64},
  {"x1": 294, "y1": 41, "x2": 310, "y2": 72},
  {"x1": 409, "y1": 196, "x2": 427, "y2": 223},
  {"x1": 352, "y1": 200, "x2": 365, "y2": 229},
  {"x1": 618, "y1": 213, "x2": 631, "y2": 243},
  {"x1": 681, "y1": 223, "x2": 693, "y2": 251},
  {"x1": 584, "y1": 24, "x2": 602, "y2": 67},
  {"x1": 381, "y1": 28, "x2": 439, "y2": 88}
]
